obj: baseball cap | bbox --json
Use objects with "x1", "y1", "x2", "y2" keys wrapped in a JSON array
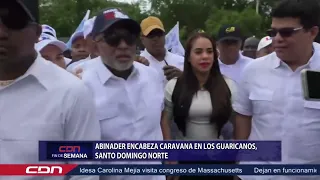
[
  {"x1": 244, "y1": 36, "x2": 260, "y2": 47},
  {"x1": 83, "y1": 16, "x2": 96, "y2": 39},
  {"x1": 70, "y1": 31, "x2": 84, "y2": 44},
  {"x1": 91, "y1": 8, "x2": 140, "y2": 38},
  {"x1": 42, "y1": 24, "x2": 57, "y2": 38},
  {"x1": 35, "y1": 34, "x2": 67, "y2": 52},
  {"x1": 257, "y1": 36, "x2": 272, "y2": 51},
  {"x1": 0, "y1": 1, "x2": 37, "y2": 30},
  {"x1": 217, "y1": 24, "x2": 242, "y2": 42},
  {"x1": 140, "y1": 16, "x2": 165, "y2": 36}
]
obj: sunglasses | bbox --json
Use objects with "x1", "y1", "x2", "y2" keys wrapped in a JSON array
[
  {"x1": 101, "y1": 30, "x2": 138, "y2": 47},
  {"x1": 267, "y1": 27, "x2": 303, "y2": 38}
]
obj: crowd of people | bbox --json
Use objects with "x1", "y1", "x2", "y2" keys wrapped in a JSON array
[{"x1": 1, "y1": 0, "x2": 320, "y2": 180}]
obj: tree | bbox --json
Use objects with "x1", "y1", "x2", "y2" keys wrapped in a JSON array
[
  {"x1": 39, "y1": 0, "x2": 148, "y2": 37},
  {"x1": 205, "y1": 7, "x2": 262, "y2": 38}
]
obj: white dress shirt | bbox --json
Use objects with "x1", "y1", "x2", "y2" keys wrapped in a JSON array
[
  {"x1": 82, "y1": 59, "x2": 165, "y2": 180},
  {"x1": 219, "y1": 53, "x2": 252, "y2": 84},
  {"x1": 66, "y1": 56, "x2": 91, "y2": 73},
  {"x1": 72, "y1": 57, "x2": 100, "y2": 74},
  {"x1": 0, "y1": 54, "x2": 100, "y2": 180},
  {"x1": 233, "y1": 44, "x2": 320, "y2": 180},
  {"x1": 140, "y1": 49, "x2": 184, "y2": 88}
]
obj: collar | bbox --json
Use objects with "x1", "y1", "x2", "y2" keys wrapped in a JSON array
[
  {"x1": 16, "y1": 53, "x2": 51, "y2": 90},
  {"x1": 271, "y1": 45, "x2": 320, "y2": 69},
  {"x1": 143, "y1": 49, "x2": 169, "y2": 62},
  {"x1": 96, "y1": 58, "x2": 140, "y2": 84}
]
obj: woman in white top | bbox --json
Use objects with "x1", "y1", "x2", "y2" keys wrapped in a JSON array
[{"x1": 163, "y1": 32, "x2": 235, "y2": 180}]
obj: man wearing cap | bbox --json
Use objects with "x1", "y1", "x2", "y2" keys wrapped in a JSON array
[
  {"x1": 67, "y1": 31, "x2": 90, "y2": 68},
  {"x1": 140, "y1": 16, "x2": 184, "y2": 88},
  {"x1": 256, "y1": 36, "x2": 274, "y2": 58},
  {"x1": 216, "y1": 25, "x2": 252, "y2": 140},
  {"x1": 40, "y1": 24, "x2": 72, "y2": 65},
  {"x1": 35, "y1": 33, "x2": 68, "y2": 68},
  {"x1": 0, "y1": 1, "x2": 100, "y2": 180},
  {"x1": 217, "y1": 24, "x2": 252, "y2": 84},
  {"x1": 68, "y1": 16, "x2": 99, "y2": 75},
  {"x1": 82, "y1": 8, "x2": 166, "y2": 180},
  {"x1": 41, "y1": 24, "x2": 57, "y2": 38},
  {"x1": 242, "y1": 36, "x2": 260, "y2": 59}
]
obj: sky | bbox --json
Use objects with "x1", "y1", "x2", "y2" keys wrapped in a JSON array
[
  {"x1": 115, "y1": 0, "x2": 151, "y2": 11},
  {"x1": 116, "y1": 0, "x2": 138, "y2": 3}
]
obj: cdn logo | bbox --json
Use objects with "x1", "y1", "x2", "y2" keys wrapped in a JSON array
[
  {"x1": 26, "y1": 166, "x2": 63, "y2": 174},
  {"x1": 59, "y1": 146, "x2": 81, "y2": 152}
]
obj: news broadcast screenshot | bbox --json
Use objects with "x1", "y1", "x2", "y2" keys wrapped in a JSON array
[{"x1": 2, "y1": 0, "x2": 320, "y2": 180}]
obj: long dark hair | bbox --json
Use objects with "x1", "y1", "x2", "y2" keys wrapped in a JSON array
[{"x1": 178, "y1": 32, "x2": 232, "y2": 130}]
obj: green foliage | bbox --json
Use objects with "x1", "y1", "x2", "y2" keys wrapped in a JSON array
[
  {"x1": 39, "y1": 0, "x2": 148, "y2": 37},
  {"x1": 39, "y1": 0, "x2": 275, "y2": 41}
]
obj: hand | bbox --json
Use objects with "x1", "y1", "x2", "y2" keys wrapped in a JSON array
[
  {"x1": 165, "y1": 161, "x2": 179, "y2": 180},
  {"x1": 135, "y1": 56, "x2": 150, "y2": 66},
  {"x1": 163, "y1": 65, "x2": 182, "y2": 80},
  {"x1": 73, "y1": 68, "x2": 83, "y2": 79},
  {"x1": 166, "y1": 176, "x2": 179, "y2": 180}
]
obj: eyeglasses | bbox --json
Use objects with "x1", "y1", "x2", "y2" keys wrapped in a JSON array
[
  {"x1": 267, "y1": 27, "x2": 303, "y2": 38},
  {"x1": 100, "y1": 30, "x2": 138, "y2": 47}
]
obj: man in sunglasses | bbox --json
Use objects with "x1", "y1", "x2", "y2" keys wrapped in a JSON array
[
  {"x1": 234, "y1": 0, "x2": 320, "y2": 180},
  {"x1": 140, "y1": 16, "x2": 184, "y2": 87},
  {"x1": 0, "y1": 1, "x2": 100, "y2": 179},
  {"x1": 83, "y1": 8, "x2": 166, "y2": 180}
]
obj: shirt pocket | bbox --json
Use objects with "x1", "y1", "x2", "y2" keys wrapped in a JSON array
[
  {"x1": 96, "y1": 104, "x2": 121, "y2": 139},
  {"x1": 96, "y1": 104, "x2": 119, "y2": 121},
  {"x1": 249, "y1": 89, "x2": 274, "y2": 115},
  {"x1": 303, "y1": 101, "x2": 320, "y2": 127}
]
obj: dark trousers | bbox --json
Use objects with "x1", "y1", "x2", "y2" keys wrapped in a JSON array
[{"x1": 178, "y1": 161, "x2": 234, "y2": 180}]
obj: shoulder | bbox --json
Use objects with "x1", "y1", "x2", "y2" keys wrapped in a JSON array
[
  {"x1": 165, "y1": 78, "x2": 178, "y2": 93},
  {"x1": 134, "y1": 61, "x2": 159, "y2": 79},
  {"x1": 42, "y1": 60, "x2": 90, "y2": 98},
  {"x1": 167, "y1": 52, "x2": 184, "y2": 70},
  {"x1": 241, "y1": 53, "x2": 274, "y2": 76},
  {"x1": 168, "y1": 52, "x2": 184, "y2": 60},
  {"x1": 167, "y1": 52, "x2": 184, "y2": 64},
  {"x1": 81, "y1": 59, "x2": 102, "y2": 83},
  {"x1": 223, "y1": 76, "x2": 235, "y2": 89}
]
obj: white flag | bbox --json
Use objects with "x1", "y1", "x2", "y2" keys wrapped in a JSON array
[
  {"x1": 66, "y1": 10, "x2": 91, "y2": 49},
  {"x1": 165, "y1": 22, "x2": 185, "y2": 56}
]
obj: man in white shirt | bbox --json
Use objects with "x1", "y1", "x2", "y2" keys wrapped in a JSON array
[
  {"x1": 217, "y1": 24, "x2": 252, "y2": 84},
  {"x1": 82, "y1": 8, "x2": 166, "y2": 180},
  {"x1": 216, "y1": 25, "x2": 252, "y2": 139},
  {"x1": 36, "y1": 33, "x2": 68, "y2": 69},
  {"x1": 234, "y1": 0, "x2": 320, "y2": 179},
  {"x1": 0, "y1": 1, "x2": 100, "y2": 180},
  {"x1": 140, "y1": 16, "x2": 184, "y2": 88}
]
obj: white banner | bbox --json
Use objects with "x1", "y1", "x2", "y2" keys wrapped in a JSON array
[{"x1": 165, "y1": 22, "x2": 185, "y2": 56}]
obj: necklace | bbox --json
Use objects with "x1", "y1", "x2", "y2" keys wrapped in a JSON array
[{"x1": 0, "y1": 80, "x2": 15, "y2": 86}]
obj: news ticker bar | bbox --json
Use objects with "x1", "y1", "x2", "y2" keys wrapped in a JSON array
[
  {"x1": 39, "y1": 141, "x2": 281, "y2": 161},
  {"x1": 1, "y1": 164, "x2": 319, "y2": 176}
]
